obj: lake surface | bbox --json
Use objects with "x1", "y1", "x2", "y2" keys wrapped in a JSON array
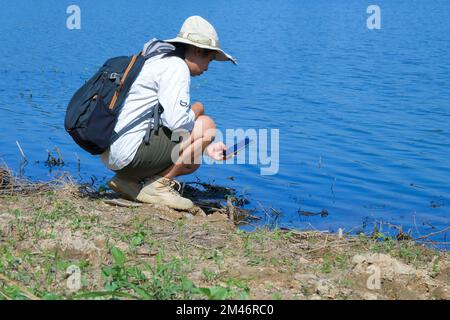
[{"x1": 1, "y1": 0, "x2": 449, "y2": 246}]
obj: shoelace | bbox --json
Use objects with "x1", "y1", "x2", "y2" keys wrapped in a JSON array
[{"x1": 161, "y1": 178, "x2": 183, "y2": 195}]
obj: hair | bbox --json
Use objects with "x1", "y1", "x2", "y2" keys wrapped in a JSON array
[
  {"x1": 163, "y1": 42, "x2": 215, "y2": 60},
  {"x1": 163, "y1": 42, "x2": 187, "y2": 59}
]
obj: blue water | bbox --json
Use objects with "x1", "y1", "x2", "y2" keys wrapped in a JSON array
[{"x1": 1, "y1": 0, "x2": 449, "y2": 245}]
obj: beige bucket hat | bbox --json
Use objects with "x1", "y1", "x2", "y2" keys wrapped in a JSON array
[{"x1": 165, "y1": 16, "x2": 237, "y2": 65}]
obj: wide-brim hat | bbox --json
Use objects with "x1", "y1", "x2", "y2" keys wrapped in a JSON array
[{"x1": 165, "y1": 16, "x2": 237, "y2": 65}]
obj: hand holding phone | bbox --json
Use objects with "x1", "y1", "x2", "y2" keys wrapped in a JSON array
[
  {"x1": 205, "y1": 141, "x2": 227, "y2": 161},
  {"x1": 223, "y1": 138, "x2": 251, "y2": 160}
]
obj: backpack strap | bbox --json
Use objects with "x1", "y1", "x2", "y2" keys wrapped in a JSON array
[
  {"x1": 110, "y1": 46, "x2": 170, "y2": 146},
  {"x1": 144, "y1": 103, "x2": 164, "y2": 145},
  {"x1": 110, "y1": 107, "x2": 154, "y2": 144},
  {"x1": 108, "y1": 53, "x2": 141, "y2": 110}
]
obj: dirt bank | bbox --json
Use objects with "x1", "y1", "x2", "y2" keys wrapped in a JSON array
[{"x1": 0, "y1": 171, "x2": 448, "y2": 300}]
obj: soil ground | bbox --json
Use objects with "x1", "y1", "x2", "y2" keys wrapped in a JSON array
[{"x1": 0, "y1": 169, "x2": 449, "y2": 300}]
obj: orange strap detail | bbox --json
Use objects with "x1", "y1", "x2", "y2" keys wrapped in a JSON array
[{"x1": 108, "y1": 54, "x2": 138, "y2": 110}]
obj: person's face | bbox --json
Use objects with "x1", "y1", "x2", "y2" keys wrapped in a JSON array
[{"x1": 185, "y1": 47, "x2": 216, "y2": 76}]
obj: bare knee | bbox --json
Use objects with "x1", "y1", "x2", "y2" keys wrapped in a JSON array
[{"x1": 196, "y1": 115, "x2": 216, "y2": 130}]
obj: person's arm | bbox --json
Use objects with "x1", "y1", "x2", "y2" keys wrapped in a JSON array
[{"x1": 158, "y1": 61, "x2": 195, "y2": 131}]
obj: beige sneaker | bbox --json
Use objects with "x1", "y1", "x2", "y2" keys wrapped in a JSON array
[
  {"x1": 136, "y1": 176, "x2": 194, "y2": 210},
  {"x1": 107, "y1": 175, "x2": 142, "y2": 201}
]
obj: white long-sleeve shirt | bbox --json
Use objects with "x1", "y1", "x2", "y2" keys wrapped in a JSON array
[{"x1": 101, "y1": 55, "x2": 195, "y2": 170}]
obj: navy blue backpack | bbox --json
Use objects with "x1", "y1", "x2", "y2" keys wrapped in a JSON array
[
  {"x1": 65, "y1": 53, "x2": 145, "y2": 155},
  {"x1": 64, "y1": 40, "x2": 173, "y2": 155}
]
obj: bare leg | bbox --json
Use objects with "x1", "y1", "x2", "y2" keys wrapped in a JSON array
[{"x1": 158, "y1": 115, "x2": 216, "y2": 179}]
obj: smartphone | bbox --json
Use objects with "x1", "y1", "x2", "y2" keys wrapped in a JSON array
[{"x1": 223, "y1": 137, "x2": 251, "y2": 159}]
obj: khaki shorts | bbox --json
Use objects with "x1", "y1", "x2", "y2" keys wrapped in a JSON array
[{"x1": 115, "y1": 126, "x2": 180, "y2": 181}]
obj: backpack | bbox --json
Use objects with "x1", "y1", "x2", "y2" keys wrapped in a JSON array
[{"x1": 64, "y1": 40, "x2": 173, "y2": 155}]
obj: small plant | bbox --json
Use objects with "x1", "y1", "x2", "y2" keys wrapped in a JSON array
[
  {"x1": 272, "y1": 292, "x2": 282, "y2": 300},
  {"x1": 69, "y1": 215, "x2": 97, "y2": 230},
  {"x1": 10, "y1": 208, "x2": 22, "y2": 218},
  {"x1": 209, "y1": 249, "x2": 224, "y2": 268},
  {"x1": 174, "y1": 219, "x2": 185, "y2": 230},
  {"x1": 371, "y1": 233, "x2": 396, "y2": 253},
  {"x1": 0, "y1": 285, "x2": 29, "y2": 300},
  {"x1": 198, "y1": 279, "x2": 250, "y2": 300},
  {"x1": 202, "y1": 268, "x2": 220, "y2": 283},
  {"x1": 129, "y1": 231, "x2": 146, "y2": 248},
  {"x1": 75, "y1": 247, "x2": 199, "y2": 300},
  {"x1": 54, "y1": 200, "x2": 76, "y2": 216},
  {"x1": 247, "y1": 255, "x2": 265, "y2": 266},
  {"x1": 397, "y1": 245, "x2": 420, "y2": 264},
  {"x1": 334, "y1": 254, "x2": 348, "y2": 270},
  {"x1": 197, "y1": 286, "x2": 230, "y2": 300},
  {"x1": 430, "y1": 257, "x2": 440, "y2": 278},
  {"x1": 320, "y1": 254, "x2": 333, "y2": 274},
  {"x1": 269, "y1": 228, "x2": 292, "y2": 241},
  {"x1": 38, "y1": 200, "x2": 76, "y2": 222}
]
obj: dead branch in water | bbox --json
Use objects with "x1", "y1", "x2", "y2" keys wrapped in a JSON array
[
  {"x1": 415, "y1": 226, "x2": 450, "y2": 241},
  {"x1": 15, "y1": 141, "x2": 27, "y2": 162}
]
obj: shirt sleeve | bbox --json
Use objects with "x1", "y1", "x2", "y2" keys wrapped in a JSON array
[{"x1": 158, "y1": 58, "x2": 195, "y2": 132}]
